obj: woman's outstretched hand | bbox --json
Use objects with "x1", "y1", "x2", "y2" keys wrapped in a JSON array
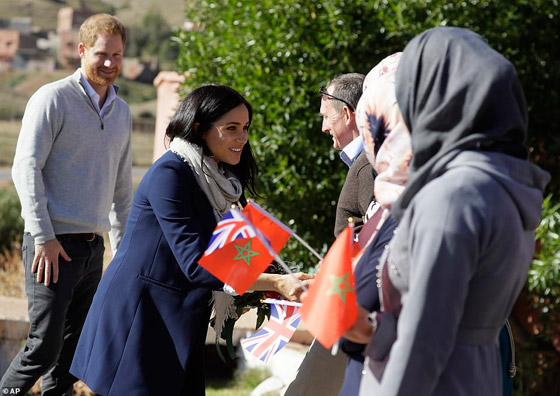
[
  {"x1": 276, "y1": 272, "x2": 314, "y2": 302},
  {"x1": 250, "y1": 272, "x2": 315, "y2": 303}
]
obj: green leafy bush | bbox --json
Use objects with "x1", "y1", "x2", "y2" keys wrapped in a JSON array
[
  {"x1": 529, "y1": 195, "x2": 560, "y2": 316},
  {"x1": 512, "y1": 194, "x2": 560, "y2": 395},
  {"x1": 175, "y1": 0, "x2": 559, "y2": 269},
  {"x1": 0, "y1": 185, "x2": 24, "y2": 258}
]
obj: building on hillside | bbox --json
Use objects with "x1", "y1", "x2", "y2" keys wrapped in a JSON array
[
  {"x1": 0, "y1": 18, "x2": 55, "y2": 72},
  {"x1": 0, "y1": 29, "x2": 19, "y2": 72},
  {"x1": 14, "y1": 31, "x2": 55, "y2": 72},
  {"x1": 57, "y1": 7, "x2": 93, "y2": 69},
  {"x1": 9, "y1": 17, "x2": 32, "y2": 35}
]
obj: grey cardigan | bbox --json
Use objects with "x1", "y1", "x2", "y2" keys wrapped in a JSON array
[{"x1": 12, "y1": 69, "x2": 132, "y2": 251}]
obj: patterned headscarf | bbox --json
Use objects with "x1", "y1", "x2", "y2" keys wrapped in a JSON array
[{"x1": 356, "y1": 52, "x2": 412, "y2": 210}]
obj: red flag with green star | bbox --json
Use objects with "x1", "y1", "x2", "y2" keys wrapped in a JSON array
[
  {"x1": 242, "y1": 201, "x2": 293, "y2": 254},
  {"x1": 300, "y1": 226, "x2": 357, "y2": 349},
  {"x1": 198, "y1": 209, "x2": 274, "y2": 295}
]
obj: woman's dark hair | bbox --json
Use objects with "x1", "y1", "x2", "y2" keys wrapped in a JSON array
[{"x1": 166, "y1": 84, "x2": 259, "y2": 196}]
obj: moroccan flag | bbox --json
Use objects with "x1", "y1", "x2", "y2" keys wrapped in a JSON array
[
  {"x1": 301, "y1": 226, "x2": 357, "y2": 349},
  {"x1": 199, "y1": 209, "x2": 274, "y2": 295},
  {"x1": 242, "y1": 201, "x2": 293, "y2": 253}
]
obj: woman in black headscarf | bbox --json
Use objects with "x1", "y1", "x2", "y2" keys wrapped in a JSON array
[{"x1": 363, "y1": 27, "x2": 550, "y2": 395}]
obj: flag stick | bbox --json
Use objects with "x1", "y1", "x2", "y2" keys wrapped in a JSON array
[
  {"x1": 331, "y1": 342, "x2": 339, "y2": 356},
  {"x1": 291, "y1": 232, "x2": 323, "y2": 261},
  {"x1": 237, "y1": 207, "x2": 310, "y2": 293},
  {"x1": 273, "y1": 253, "x2": 308, "y2": 292},
  {"x1": 245, "y1": 200, "x2": 323, "y2": 261},
  {"x1": 262, "y1": 298, "x2": 302, "y2": 307}
]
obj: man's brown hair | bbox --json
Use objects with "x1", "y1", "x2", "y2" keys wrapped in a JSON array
[{"x1": 79, "y1": 13, "x2": 126, "y2": 48}]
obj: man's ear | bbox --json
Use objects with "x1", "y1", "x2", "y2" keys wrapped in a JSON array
[
  {"x1": 78, "y1": 43, "x2": 86, "y2": 58},
  {"x1": 343, "y1": 106, "x2": 354, "y2": 126}
]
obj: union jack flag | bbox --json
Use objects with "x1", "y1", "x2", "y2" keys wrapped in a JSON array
[
  {"x1": 204, "y1": 209, "x2": 258, "y2": 256},
  {"x1": 241, "y1": 303, "x2": 302, "y2": 364}
]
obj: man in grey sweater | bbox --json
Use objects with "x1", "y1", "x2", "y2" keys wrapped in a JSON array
[
  {"x1": 0, "y1": 14, "x2": 132, "y2": 396},
  {"x1": 285, "y1": 73, "x2": 375, "y2": 396}
]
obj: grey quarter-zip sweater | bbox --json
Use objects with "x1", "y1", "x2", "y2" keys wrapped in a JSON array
[{"x1": 12, "y1": 69, "x2": 133, "y2": 251}]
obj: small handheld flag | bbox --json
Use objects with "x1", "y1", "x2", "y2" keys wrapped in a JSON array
[
  {"x1": 241, "y1": 302, "x2": 302, "y2": 364},
  {"x1": 300, "y1": 226, "x2": 358, "y2": 349},
  {"x1": 199, "y1": 208, "x2": 275, "y2": 295},
  {"x1": 243, "y1": 201, "x2": 323, "y2": 261},
  {"x1": 242, "y1": 201, "x2": 293, "y2": 253}
]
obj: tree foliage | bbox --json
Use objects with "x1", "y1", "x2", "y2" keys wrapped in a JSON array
[
  {"x1": 125, "y1": 7, "x2": 179, "y2": 70},
  {"x1": 516, "y1": 194, "x2": 560, "y2": 395},
  {"x1": 175, "y1": 0, "x2": 559, "y2": 268},
  {"x1": 0, "y1": 186, "x2": 24, "y2": 257}
]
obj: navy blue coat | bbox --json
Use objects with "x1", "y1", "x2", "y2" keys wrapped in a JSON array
[{"x1": 71, "y1": 151, "x2": 224, "y2": 396}]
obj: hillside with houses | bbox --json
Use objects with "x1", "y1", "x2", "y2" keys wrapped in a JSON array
[{"x1": 0, "y1": 3, "x2": 180, "y2": 82}]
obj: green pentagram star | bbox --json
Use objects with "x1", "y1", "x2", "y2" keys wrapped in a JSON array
[
  {"x1": 233, "y1": 240, "x2": 260, "y2": 266},
  {"x1": 327, "y1": 273, "x2": 354, "y2": 303}
]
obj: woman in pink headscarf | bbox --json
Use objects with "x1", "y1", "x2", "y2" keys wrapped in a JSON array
[{"x1": 338, "y1": 52, "x2": 412, "y2": 396}]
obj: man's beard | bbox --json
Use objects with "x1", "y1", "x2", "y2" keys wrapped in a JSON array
[{"x1": 83, "y1": 61, "x2": 120, "y2": 87}]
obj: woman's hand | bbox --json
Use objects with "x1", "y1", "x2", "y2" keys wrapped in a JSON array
[
  {"x1": 250, "y1": 272, "x2": 315, "y2": 302},
  {"x1": 276, "y1": 272, "x2": 314, "y2": 302},
  {"x1": 343, "y1": 305, "x2": 374, "y2": 344}
]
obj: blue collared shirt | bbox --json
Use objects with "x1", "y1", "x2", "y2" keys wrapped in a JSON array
[
  {"x1": 79, "y1": 68, "x2": 117, "y2": 118},
  {"x1": 340, "y1": 135, "x2": 364, "y2": 168}
]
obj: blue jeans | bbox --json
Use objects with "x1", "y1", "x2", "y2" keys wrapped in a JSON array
[{"x1": 0, "y1": 233, "x2": 104, "y2": 396}]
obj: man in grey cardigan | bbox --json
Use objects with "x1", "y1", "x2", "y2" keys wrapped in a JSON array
[
  {"x1": 0, "y1": 14, "x2": 132, "y2": 396},
  {"x1": 285, "y1": 73, "x2": 375, "y2": 395}
]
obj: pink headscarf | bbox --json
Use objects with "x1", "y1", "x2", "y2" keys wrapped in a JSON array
[{"x1": 356, "y1": 53, "x2": 412, "y2": 211}]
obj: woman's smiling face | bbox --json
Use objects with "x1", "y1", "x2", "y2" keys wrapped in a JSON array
[{"x1": 202, "y1": 104, "x2": 249, "y2": 165}]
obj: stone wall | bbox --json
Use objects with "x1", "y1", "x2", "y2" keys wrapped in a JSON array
[{"x1": 0, "y1": 296, "x2": 29, "y2": 377}]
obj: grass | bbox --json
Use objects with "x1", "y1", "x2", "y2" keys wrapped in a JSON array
[
  {"x1": 132, "y1": 129, "x2": 156, "y2": 167},
  {"x1": 0, "y1": 121, "x2": 21, "y2": 165},
  {"x1": 9, "y1": 70, "x2": 69, "y2": 97},
  {"x1": 207, "y1": 367, "x2": 278, "y2": 396},
  {"x1": 0, "y1": 242, "x2": 25, "y2": 298},
  {"x1": 116, "y1": 78, "x2": 157, "y2": 104}
]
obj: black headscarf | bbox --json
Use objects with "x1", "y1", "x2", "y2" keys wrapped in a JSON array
[{"x1": 392, "y1": 26, "x2": 529, "y2": 220}]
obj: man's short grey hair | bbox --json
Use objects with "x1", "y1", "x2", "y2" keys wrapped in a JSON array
[{"x1": 327, "y1": 73, "x2": 365, "y2": 111}]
